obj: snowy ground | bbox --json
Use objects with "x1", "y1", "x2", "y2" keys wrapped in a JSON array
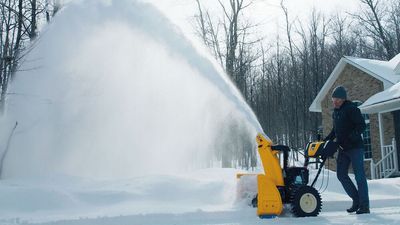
[{"x1": 0, "y1": 168, "x2": 399, "y2": 225}]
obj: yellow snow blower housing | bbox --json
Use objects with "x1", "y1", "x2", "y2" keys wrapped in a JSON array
[
  {"x1": 238, "y1": 133, "x2": 339, "y2": 218},
  {"x1": 254, "y1": 134, "x2": 284, "y2": 217}
]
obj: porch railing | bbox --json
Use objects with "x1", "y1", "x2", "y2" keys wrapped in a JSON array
[{"x1": 369, "y1": 138, "x2": 398, "y2": 179}]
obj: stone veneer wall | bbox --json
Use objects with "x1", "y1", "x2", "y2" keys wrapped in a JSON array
[{"x1": 382, "y1": 112, "x2": 396, "y2": 145}]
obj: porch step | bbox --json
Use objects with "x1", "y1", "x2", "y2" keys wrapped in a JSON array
[{"x1": 389, "y1": 171, "x2": 400, "y2": 178}]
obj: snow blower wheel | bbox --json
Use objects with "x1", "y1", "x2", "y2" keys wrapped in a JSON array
[
  {"x1": 290, "y1": 185, "x2": 321, "y2": 217},
  {"x1": 251, "y1": 194, "x2": 258, "y2": 208}
]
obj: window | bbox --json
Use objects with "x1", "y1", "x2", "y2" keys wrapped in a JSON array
[{"x1": 355, "y1": 101, "x2": 372, "y2": 159}]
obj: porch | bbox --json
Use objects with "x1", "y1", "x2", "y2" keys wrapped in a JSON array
[{"x1": 366, "y1": 138, "x2": 398, "y2": 179}]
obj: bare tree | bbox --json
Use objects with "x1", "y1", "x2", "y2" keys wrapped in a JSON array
[
  {"x1": 29, "y1": 0, "x2": 37, "y2": 40},
  {"x1": 1, "y1": 0, "x2": 17, "y2": 113},
  {"x1": 281, "y1": 0, "x2": 302, "y2": 147},
  {"x1": 194, "y1": 0, "x2": 260, "y2": 93},
  {"x1": 194, "y1": 0, "x2": 224, "y2": 66},
  {"x1": 355, "y1": 0, "x2": 395, "y2": 59},
  {"x1": 388, "y1": 0, "x2": 400, "y2": 53},
  {"x1": 45, "y1": 0, "x2": 61, "y2": 22},
  {"x1": 194, "y1": 0, "x2": 262, "y2": 167},
  {"x1": 1, "y1": 0, "x2": 62, "y2": 112}
]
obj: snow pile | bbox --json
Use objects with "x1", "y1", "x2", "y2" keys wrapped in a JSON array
[
  {"x1": 0, "y1": 169, "x2": 239, "y2": 223},
  {"x1": 1, "y1": 0, "x2": 260, "y2": 179},
  {"x1": 0, "y1": 168, "x2": 400, "y2": 224}
]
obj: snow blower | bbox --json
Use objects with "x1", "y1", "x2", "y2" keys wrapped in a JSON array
[{"x1": 237, "y1": 133, "x2": 339, "y2": 218}]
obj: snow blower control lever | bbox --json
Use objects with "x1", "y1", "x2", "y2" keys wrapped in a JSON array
[
  {"x1": 237, "y1": 134, "x2": 340, "y2": 218},
  {"x1": 305, "y1": 140, "x2": 340, "y2": 187}
]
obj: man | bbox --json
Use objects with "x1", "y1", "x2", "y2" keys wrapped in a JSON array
[{"x1": 324, "y1": 86, "x2": 370, "y2": 214}]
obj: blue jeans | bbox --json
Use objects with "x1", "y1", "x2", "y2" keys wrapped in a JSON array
[{"x1": 336, "y1": 148, "x2": 370, "y2": 208}]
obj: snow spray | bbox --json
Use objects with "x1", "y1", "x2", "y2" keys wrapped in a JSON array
[{"x1": 2, "y1": 0, "x2": 263, "y2": 178}]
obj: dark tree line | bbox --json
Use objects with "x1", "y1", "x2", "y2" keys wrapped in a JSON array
[
  {"x1": 0, "y1": 0, "x2": 60, "y2": 113},
  {"x1": 195, "y1": 0, "x2": 400, "y2": 168}
]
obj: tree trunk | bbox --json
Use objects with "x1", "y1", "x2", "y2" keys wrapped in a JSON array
[{"x1": 30, "y1": 0, "x2": 37, "y2": 40}]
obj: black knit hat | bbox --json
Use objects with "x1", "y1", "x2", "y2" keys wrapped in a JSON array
[{"x1": 332, "y1": 86, "x2": 347, "y2": 99}]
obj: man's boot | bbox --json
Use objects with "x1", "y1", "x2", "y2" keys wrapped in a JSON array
[
  {"x1": 346, "y1": 202, "x2": 359, "y2": 213},
  {"x1": 356, "y1": 207, "x2": 370, "y2": 214}
]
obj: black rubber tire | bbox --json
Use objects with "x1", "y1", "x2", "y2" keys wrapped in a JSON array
[
  {"x1": 290, "y1": 185, "x2": 322, "y2": 217},
  {"x1": 251, "y1": 194, "x2": 258, "y2": 208}
]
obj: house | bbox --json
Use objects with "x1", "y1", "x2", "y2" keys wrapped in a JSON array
[{"x1": 309, "y1": 54, "x2": 400, "y2": 179}]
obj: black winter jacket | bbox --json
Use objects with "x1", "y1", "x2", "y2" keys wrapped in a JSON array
[{"x1": 325, "y1": 100, "x2": 366, "y2": 150}]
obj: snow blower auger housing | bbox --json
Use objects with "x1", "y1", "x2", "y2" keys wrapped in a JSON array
[{"x1": 237, "y1": 133, "x2": 339, "y2": 218}]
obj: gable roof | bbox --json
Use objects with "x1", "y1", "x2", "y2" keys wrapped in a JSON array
[
  {"x1": 359, "y1": 82, "x2": 400, "y2": 114},
  {"x1": 309, "y1": 54, "x2": 400, "y2": 112}
]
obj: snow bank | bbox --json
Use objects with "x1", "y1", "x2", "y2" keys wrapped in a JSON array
[
  {"x1": 0, "y1": 168, "x2": 399, "y2": 224},
  {"x1": 0, "y1": 168, "x2": 239, "y2": 223}
]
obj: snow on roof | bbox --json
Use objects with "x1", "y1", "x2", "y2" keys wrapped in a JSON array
[
  {"x1": 309, "y1": 54, "x2": 400, "y2": 112},
  {"x1": 359, "y1": 82, "x2": 400, "y2": 114},
  {"x1": 346, "y1": 55, "x2": 400, "y2": 83},
  {"x1": 391, "y1": 53, "x2": 400, "y2": 75}
]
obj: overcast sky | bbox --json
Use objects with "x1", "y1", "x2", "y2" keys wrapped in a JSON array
[
  {"x1": 58, "y1": 0, "x2": 363, "y2": 42},
  {"x1": 145, "y1": 0, "x2": 361, "y2": 42}
]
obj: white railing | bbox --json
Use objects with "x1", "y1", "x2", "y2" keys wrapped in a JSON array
[{"x1": 370, "y1": 139, "x2": 398, "y2": 179}]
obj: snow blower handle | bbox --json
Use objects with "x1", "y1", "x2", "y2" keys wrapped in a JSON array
[
  {"x1": 305, "y1": 140, "x2": 340, "y2": 187},
  {"x1": 305, "y1": 140, "x2": 339, "y2": 160}
]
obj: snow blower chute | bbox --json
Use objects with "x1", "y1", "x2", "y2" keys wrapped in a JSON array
[{"x1": 237, "y1": 133, "x2": 339, "y2": 218}]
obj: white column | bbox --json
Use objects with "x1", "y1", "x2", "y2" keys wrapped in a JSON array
[
  {"x1": 378, "y1": 113, "x2": 385, "y2": 155},
  {"x1": 370, "y1": 160, "x2": 375, "y2": 179},
  {"x1": 393, "y1": 138, "x2": 398, "y2": 172},
  {"x1": 378, "y1": 113, "x2": 386, "y2": 176}
]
